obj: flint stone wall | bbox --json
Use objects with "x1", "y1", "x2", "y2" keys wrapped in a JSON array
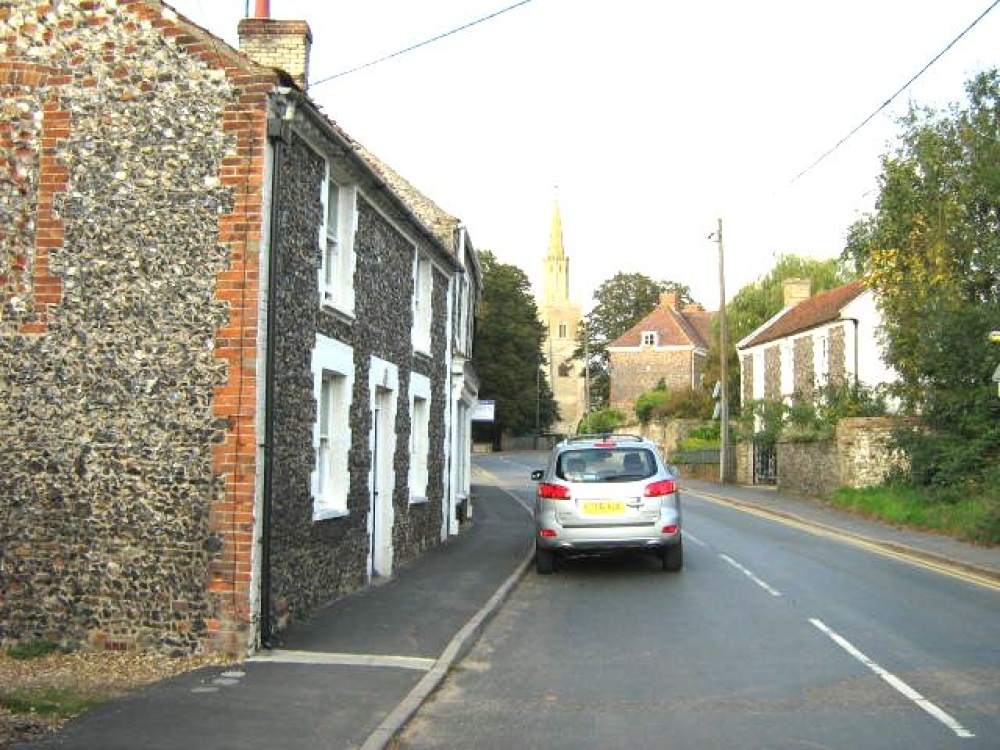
[
  {"x1": 0, "y1": 1, "x2": 241, "y2": 653},
  {"x1": 262, "y1": 132, "x2": 450, "y2": 634},
  {"x1": 776, "y1": 417, "x2": 916, "y2": 497}
]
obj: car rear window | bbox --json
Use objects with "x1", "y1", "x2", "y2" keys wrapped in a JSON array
[{"x1": 557, "y1": 448, "x2": 656, "y2": 482}]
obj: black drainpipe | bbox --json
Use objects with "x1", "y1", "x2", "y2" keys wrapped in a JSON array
[{"x1": 260, "y1": 107, "x2": 288, "y2": 649}]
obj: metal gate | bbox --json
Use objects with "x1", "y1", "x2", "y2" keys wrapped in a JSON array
[{"x1": 753, "y1": 440, "x2": 777, "y2": 485}]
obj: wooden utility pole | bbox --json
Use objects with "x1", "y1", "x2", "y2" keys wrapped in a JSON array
[{"x1": 715, "y1": 218, "x2": 729, "y2": 484}]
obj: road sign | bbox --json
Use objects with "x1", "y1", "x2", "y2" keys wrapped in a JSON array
[{"x1": 472, "y1": 399, "x2": 496, "y2": 422}]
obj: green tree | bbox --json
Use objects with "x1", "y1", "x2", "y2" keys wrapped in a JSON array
[
  {"x1": 577, "y1": 273, "x2": 694, "y2": 408},
  {"x1": 472, "y1": 251, "x2": 559, "y2": 436},
  {"x1": 844, "y1": 69, "x2": 1000, "y2": 486}
]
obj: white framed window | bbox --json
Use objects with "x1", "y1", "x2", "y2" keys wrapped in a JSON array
[
  {"x1": 311, "y1": 335, "x2": 354, "y2": 520},
  {"x1": 412, "y1": 253, "x2": 433, "y2": 353},
  {"x1": 641, "y1": 331, "x2": 657, "y2": 347},
  {"x1": 409, "y1": 374, "x2": 431, "y2": 504},
  {"x1": 319, "y1": 162, "x2": 357, "y2": 315}
]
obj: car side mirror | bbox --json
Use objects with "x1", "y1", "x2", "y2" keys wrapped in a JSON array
[{"x1": 530, "y1": 470, "x2": 544, "y2": 481}]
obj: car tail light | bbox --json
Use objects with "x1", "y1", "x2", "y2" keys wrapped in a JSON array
[
  {"x1": 539, "y1": 528, "x2": 558, "y2": 538},
  {"x1": 593, "y1": 442, "x2": 616, "y2": 448},
  {"x1": 662, "y1": 524, "x2": 678, "y2": 534},
  {"x1": 644, "y1": 479, "x2": 676, "y2": 497},
  {"x1": 538, "y1": 482, "x2": 571, "y2": 500}
]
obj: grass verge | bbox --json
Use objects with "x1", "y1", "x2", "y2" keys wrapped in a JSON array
[{"x1": 828, "y1": 481, "x2": 1000, "y2": 545}]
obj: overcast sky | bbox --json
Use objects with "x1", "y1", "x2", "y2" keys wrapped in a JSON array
[{"x1": 166, "y1": 0, "x2": 999, "y2": 310}]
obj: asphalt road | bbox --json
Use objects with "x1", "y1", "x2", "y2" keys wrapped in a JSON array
[{"x1": 393, "y1": 451, "x2": 1000, "y2": 750}]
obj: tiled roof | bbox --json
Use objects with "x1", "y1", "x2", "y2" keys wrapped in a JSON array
[
  {"x1": 351, "y1": 144, "x2": 459, "y2": 254},
  {"x1": 609, "y1": 302, "x2": 714, "y2": 350},
  {"x1": 739, "y1": 280, "x2": 866, "y2": 349}
]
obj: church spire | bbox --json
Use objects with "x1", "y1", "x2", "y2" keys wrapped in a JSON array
[
  {"x1": 549, "y1": 198, "x2": 565, "y2": 259},
  {"x1": 542, "y1": 195, "x2": 569, "y2": 304}
]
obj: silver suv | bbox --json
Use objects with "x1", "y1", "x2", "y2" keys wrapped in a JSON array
[{"x1": 530, "y1": 434, "x2": 682, "y2": 574}]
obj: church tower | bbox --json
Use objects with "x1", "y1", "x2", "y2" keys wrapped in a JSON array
[{"x1": 537, "y1": 199, "x2": 585, "y2": 436}]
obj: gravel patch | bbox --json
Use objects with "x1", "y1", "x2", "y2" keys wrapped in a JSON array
[{"x1": 0, "y1": 650, "x2": 233, "y2": 748}]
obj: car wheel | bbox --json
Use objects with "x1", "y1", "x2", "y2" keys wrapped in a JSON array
[
  {"x1": 536, "y1": 546, "x2": 555, "y2": 575},
  {"x1": 662, "y1": 539, "x2": 683, "y2": 572}
]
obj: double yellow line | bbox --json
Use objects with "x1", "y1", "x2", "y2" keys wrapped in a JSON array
[{"x1": 692, "y1": 490, "x2": 1000, "y2": 592}]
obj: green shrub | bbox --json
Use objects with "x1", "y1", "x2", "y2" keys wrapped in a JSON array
[
  {"x1": 634, "y1": 389, "x2": 670, "y2": 425},
  {"x1": 7, "y1": 640, "x2": 65, "y2": 660},
  {"x1": 578, "y1": 408, "x2": 627, "y2": 435}
]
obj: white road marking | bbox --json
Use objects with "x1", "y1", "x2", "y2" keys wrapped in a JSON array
[
  {"x1": 248, "y1": 649, "x2": 435, "y2": 671},
  {"x1": 684, "y1": 531, "x2": 707, "y2": 547},
  {"x1": 719, "y1": 553, "x2": 782, "y2": 596},
  {"x1": 810, "y1": 618, "x2": 975, "y2": 739},
  {"x1": 687, "y1": 490, "x2": 1000, "y2": 592}
]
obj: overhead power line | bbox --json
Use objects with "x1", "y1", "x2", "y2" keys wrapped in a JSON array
[
  {"x1": 791, "y1": 0, "x2": 1000, "y2": 184},
  {"x1": 311, "y1": 0, "x2": 533, "y2": 88}
]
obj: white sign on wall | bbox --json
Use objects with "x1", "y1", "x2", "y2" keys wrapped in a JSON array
[{"x1": 472, "y1": 399, "x2": 495, "y2": 423}]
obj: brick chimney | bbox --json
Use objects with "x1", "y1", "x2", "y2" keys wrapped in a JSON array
[
  {"x1": 238, "y1": 1, "x2": 313, "y2": 91},
  {"x1": 660, "y1": 292, "x2": 678, "y2": 309},
  {"x1": 782, "y1": 278, "x2": 812, "y2": 308}
]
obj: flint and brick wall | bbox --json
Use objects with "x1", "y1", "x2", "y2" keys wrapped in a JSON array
[{"x1": 0, "y1": 0, "x2": 274, "y2": 654}]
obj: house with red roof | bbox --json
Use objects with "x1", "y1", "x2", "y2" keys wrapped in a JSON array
[
  {"x1": 607, "y1": 292, "x2": 715, "y2": 411},
  {"x1": 736, "y1": 278, "x2": 898, "y2": 407}
]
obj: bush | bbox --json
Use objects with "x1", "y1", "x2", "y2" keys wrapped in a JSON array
[
  {"x1": 578, "y1": 408, "x2": 627, "y2": 435},
  {"x1": 634, "y1": 389, "x2": 669, "y2": 425},
  {"x1": 634, "y1": 386, "x2": 712, "y2": 423}
]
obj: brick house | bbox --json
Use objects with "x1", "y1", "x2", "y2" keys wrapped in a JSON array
[
  {"x1": 0, "y1": 0, "x2": 480, "y2": 655},
  {"x1": 607, "y1": 292, "x2": 714, "y2": 412},
  {"x1": 736, "y1": 278, "x2": 898, "y2": 407}
]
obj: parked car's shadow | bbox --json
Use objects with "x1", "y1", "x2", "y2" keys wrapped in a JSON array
[{"x1": 547, "y1": 550, "x2": 678, "y2": 576}]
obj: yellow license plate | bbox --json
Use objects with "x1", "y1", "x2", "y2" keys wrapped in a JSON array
[{"x1": 582, "y1": 501, "x2": 626, "y2": 515}]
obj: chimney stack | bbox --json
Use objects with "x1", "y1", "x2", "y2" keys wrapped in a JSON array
[
  {"x1": 782, "y1": 278, "x2": 812, "y2": 308},
  {"x1": 660, "y1": 292, "x2": 678, "y2": 309},
  {"x1": 238, "y1": 6, "x2": 313, "y2": 91}
]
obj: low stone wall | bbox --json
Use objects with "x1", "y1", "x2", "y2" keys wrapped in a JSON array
[
  {"x1": 773, "y1": 417, "x2": 917, "y2": 497},
  {"x1": 836, "y1": 416, "x2": 915, "y2": 488},
  {"x1": 777, "y1": 439, "x2": 839, "y2": 497}
]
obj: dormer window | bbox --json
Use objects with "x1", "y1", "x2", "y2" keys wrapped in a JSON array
[{"x1": 641, "y1": 331, "x2": 657, "y2": 347}]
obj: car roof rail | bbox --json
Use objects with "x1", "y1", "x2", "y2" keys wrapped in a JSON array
[{"x1": 565, "y1": 433, "x2": 646, "y2": 444}]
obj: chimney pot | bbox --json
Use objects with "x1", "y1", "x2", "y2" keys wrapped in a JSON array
[{"x1": 255, "y1": 0, "x2": 270, "y2": 18}]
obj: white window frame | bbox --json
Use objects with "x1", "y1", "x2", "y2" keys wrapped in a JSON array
[
  {"x1": 311, "y1": 335, "x2": 354, "y2": 520},
  {"x1": 319, "y1": 161, "x2": 357, "y2": 315},
  {"x1": 412, "y1": 252, "x2": 433, "y2": 353},
  {"x1": 641, "y1": 331, "x2": 657, "y2": 347},
  {"x1": 409, "y1": 374, "x2": 431, "y2": 504}
]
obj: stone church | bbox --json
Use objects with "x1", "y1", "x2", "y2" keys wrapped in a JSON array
[{"x1": 537, "y1": 201, "x2": 586, "y2": 435}]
